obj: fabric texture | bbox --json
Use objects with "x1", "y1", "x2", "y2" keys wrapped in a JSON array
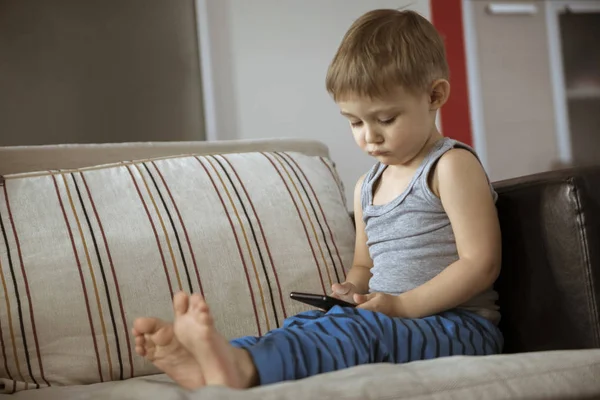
[
  {"x1": 0, "y1": 151, "x2": 355, "y2": 392},
  {"x1": 363, "y1": 138, "x2": 500, "y2": 323},
  {"x1": 231, "y1": 306, "x2": 502, "y2": 385},
  {"x1": 2, "y1": 349, "x2": 600, "y2": 400},
  {"x1": 0, "y1": 139, "x2": 330, "y2": 176}
]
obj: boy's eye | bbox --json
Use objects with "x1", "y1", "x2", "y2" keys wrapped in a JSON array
[
  {"x1": 350, "y1": 121, "x2": 363, "y2": 128},
  {"x1": 379, "y1": 117, "x2": 396, "y2": 125}
]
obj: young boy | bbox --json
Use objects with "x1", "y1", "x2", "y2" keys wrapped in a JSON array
[{"x1": 132, "y1": 9, "x2": 503, "y2": 390}]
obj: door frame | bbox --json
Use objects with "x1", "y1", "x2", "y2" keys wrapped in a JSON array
[
  {"x1": 194, "y1": 0, "x2": 218, "y2": 141},
  {"x1": 545, "y1": 0, "x2": 600, "y2": 165},
  {"x1": 461, "y1": 0, "x2": 488, "y2": 169}
]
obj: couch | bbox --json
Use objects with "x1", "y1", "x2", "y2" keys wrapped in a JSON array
[{"x1": 0, "y1": 138, "x2": 598, "y2": 400}]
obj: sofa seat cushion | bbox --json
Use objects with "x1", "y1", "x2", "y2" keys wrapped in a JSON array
[
  {"x1": 3, "y1": 350, "x2": 600, "y2": 400},
  {"x1": 0, "y1": 151, "x2": 355, "y2": 392}
]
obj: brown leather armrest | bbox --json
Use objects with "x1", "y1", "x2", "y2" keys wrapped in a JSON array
[{"x1": 494, "y1": 167, "x2": 600, "y2": 353}]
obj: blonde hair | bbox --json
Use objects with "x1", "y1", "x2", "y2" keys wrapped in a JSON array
[{"x1": 326, "y1": 9, "x2": 449, "y2": 101}]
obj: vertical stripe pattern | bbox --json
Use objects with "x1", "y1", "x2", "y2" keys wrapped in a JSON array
[
  {"x1": 205, "y1": 156, "x2": 272, "y2": 332},
  {"x1": 194, "y1": 157, "x2": 262, "y2": 335},
  {"x1": 71, "y1": 173, "x2": 127, "y2": 380},
  {"x1": 60, "y1": 174, "x2": 114, "y2": 380},
  {"x1": 150, "y1": 162, "x2": 204, "y2": 297},
  {"x1": 51, "y1": 174, "x2": 104, "y2": 383},
  {"x1": 125, "y1": 164, "x2": 175, "y2": 298},
  {"x1": 0, "y1": 249, "x2": 27, "y2": 391},
  {"x1": 2, "y1": 185, "x2": 48, "y2": 388},
  {"x1": 278, "y1": 153, "x2": 347, "y2": 282},
  {"x1": 212, "y1": 155, "x2": 283, "y2": 325},
  {"x1": 80, "y1": 172, "x2": 134, "y2": 379},
  {"x1": 261, "y1": 153, "x2": 327, "y2": 293},
  {"x1": 271, "y1": 153, "x2": 333, "y2": 289},
  {"x1": 132, "y1": 164, "x2": 184, "y2": 292},
  {"x1": 0, "y1": 151, "x2": 355, "y2": 391},
  {"x1": 220, "y1": 155, "x2": 287, "y2": 319},
  {"x1": 0, "y1": 206, "x2": 31, "y2": 392}
]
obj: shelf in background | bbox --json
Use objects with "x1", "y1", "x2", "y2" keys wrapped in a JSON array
[{"x1": 567, "y1": 86, "x2": 600, "y2": 100}]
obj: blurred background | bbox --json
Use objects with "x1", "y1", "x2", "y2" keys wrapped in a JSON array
[{"x1": 0, "y1": 0, "x2": 598, "y2": 204}]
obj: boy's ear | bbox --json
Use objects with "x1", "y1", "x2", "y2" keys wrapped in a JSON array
[{"x1": 429, "y1": 79, "x2": 450, "y2": 110}]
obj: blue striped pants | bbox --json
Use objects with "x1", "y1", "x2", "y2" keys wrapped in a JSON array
[{"x1": 231, "y1": 306, "x2": 503, "y2": 385}]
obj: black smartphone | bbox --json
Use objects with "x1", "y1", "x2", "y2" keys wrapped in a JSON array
[{"x1": 290, "y1": 292, "x2": 356, "y2": 311}]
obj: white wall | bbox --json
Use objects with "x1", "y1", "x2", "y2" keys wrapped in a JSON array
[{"x1": 202, "y1": 0, "x2": 431, "y2": 206}]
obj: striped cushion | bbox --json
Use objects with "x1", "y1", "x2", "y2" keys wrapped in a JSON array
[{"x1": 0, "y1": 151, "x2": 355, "y2": 392}]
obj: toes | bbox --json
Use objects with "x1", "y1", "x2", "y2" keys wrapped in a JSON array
[
  {"x1": 189, "y1": 294, "x2": 209, "y2": 313},
  {"x1": 173, "y1": 292, "x2": 189, "y2": 317},
  {"x1": 135, "y1": 335, "x2": 149, "y2": 356},
  {"x1": 187, "y1": 294, "x2": 213, "y2": 327},
  {"x1": 134, "y1": 317, "x2": 166, "y2": 335},
  {"x1": 135, "y1": 335, "x2": 145, "y2": 346},
  {"x1": 136, "y1": 342, "x2": 148, "y2": 355},
  {"x1": 188, "y1": 294, "x2": 202, "y2": 311},
  {"x1": 144, "y1": 333, "x2": 154, "y2": 346},
  {"x1": 152, "y1": 325, "x2": 175, "y2": 347},
  {"x1": 198, "y1": 309, "x2": 213, "y2": 326},
  {"x1": 135, "y1": 345, "x2": 146, "y2": 356}
]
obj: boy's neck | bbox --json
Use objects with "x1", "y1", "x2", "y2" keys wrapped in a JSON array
[{"x1": 387, "y1": 129, "x2": 444, "y2": 174}]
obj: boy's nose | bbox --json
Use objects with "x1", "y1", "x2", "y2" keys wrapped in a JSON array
[{"x1": 364, "y1": 126, "x2": 383, "y2": 144}]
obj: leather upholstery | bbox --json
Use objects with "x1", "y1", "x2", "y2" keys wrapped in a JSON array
[{"x1": 494, "y1": 167, "x2": 600, "y2": 353}]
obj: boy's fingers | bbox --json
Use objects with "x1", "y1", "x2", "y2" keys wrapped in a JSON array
[
  {"x1": 357, "y1": 301, "x2": 371, "y2": 309},
  {"x1": 354, "y1": 292, "x2": 376, "y2": 304},
  {"x1": 332, "y1": 283, "x2": 349, "y2": 294},
  {"x1": 353, "y1": 293, "x2": 368, "y2": 304}
]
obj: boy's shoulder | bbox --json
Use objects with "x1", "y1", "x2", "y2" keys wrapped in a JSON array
[
  {"x1": 431, "y1": 146, "x2": 492, "y2": 198},
  {"x1": 437, "y1": 147, "x2": 481, "y2": 172}
]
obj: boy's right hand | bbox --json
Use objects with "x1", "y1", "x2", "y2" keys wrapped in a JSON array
[{"x1": 331, "y1": 282, "x2": 358, "y2": 304}]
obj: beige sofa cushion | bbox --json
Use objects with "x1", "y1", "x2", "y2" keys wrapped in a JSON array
[
  {"x1": 3, "y1": 350, "x2": 600, "y2": 400},
  {"x1": 0, "y1": 138, "x2": 330, "y2": 176},
  {"x1": 0, "y1": 151, "x2": 354, "y2": 392}
]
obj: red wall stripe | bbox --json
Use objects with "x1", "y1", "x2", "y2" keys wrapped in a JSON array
[{"x1": 430, "y1": 0, "x2": 473, "y2": 146}]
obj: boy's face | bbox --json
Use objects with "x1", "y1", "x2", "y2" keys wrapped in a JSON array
[{"x1": 337, "y1": 85, "x2": 439, "y2": 166}]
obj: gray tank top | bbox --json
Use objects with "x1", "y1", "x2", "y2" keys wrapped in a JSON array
[{"x1": 362, "y1": 137, "x2": 500, "y2": 324}]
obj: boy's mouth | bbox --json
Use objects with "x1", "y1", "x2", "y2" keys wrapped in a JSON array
[{"x1": 368, "y1": 150, "x2": 389, "y2": 156}]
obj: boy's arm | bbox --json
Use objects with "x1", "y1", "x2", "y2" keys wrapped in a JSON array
[
  {"x1": 395, "y1": 149, "x2": 501, "y2": 318},
  {"x1": 356, "y1": 149, "x2": 501, "y2": 318},
  {"x1": 334, "y1": 175, "x2": 373, "y2": 296}
]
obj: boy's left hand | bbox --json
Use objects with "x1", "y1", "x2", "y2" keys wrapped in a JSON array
[{"x1": 354, "y1": 293, "x2": 404, "y2": 317}]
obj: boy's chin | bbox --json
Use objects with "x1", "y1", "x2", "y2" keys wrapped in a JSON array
[{"x1": 370, "y1": 152, "x2": 396, "y2": 162}]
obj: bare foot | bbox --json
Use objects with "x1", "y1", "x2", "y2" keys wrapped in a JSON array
[
  {"x1": 132, "y1": 292, "x2": 205, "y2": 390},
  {"x1": 175, "y1": 294, "x2": 258, "y2": 388}
]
